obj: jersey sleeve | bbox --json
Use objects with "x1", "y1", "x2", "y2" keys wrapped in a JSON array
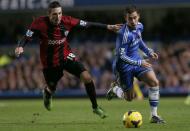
[
  {"x1": 117, "y1": 25, "x2": 142, "y2": 66},
  {"x1": 63, "y1": 16, "x2": 80, "y2": 29},
  {"x1": 69, "y1": 16, "x2": 80, "y2": 27},
  {"x1": 137, "y1": 22, "x2": 154, "y2": 57},
  {"x1": 65, "y1": 16, "x2": 107, "y2": 29},
  {"x1": 118, "y1": 42, "x2": 142, "y2": 66},
  {"x1": 18, "y1": 18, "x2": 41, "y2": 47},
  {"x1": 139, "y1": 39, "x2": 154, "y2": 57},
  {"x1": 78, "y1": 20, "x2": 107, "y2": 29}
]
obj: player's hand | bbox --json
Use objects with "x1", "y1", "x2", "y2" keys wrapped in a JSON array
[
  {"x1": 124, "y1": 89, "x2": 135, "y2": 101},
  {"x1": 150, "y1": 52, "x2": 158, "y2": 60},
  {"x1": 141, "y1": 59, "x2": 152, "y2": 68},
  {"x1": 15, "y1": 47, "x2": 24, "y2": 57},
  {"x1": 107, "y1": 24, "x2": 123, "y2": 33}
]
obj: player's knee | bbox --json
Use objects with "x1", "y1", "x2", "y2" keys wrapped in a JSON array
[
  {"x1": 149, "y1": 79, "x2": 159, "y2": 87},
  {"x1": 80, "y1": 71, "x2": 92, "y2": 83}
]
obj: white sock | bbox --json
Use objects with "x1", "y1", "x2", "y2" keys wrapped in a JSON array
[
  {"x1": 113, "y1": 86, "x2": 124, "y2": 99},
  {"x1": 150, "y1": 106, "x2": 158, "y2": 117},
  {"x1": 148, "y1": 86, "x2": 159, "y2": 117}
]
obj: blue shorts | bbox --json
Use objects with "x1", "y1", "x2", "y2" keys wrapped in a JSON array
[{"x1": 114, "y1": 62, "x2": 152, "y2": 91}]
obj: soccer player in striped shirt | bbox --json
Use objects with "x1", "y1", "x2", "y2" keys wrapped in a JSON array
[
  {"x1": 15, "y1": 1, "x2": 121, "y2": 119},
  {"x1": 106, "y1": 5, "x2": 166, "y2": 123}
]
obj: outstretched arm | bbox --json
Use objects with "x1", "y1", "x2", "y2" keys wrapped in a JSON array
[
  {"x1": 15, "y1": 28, "x2": 39, "y2": 57},
  {"x1": 77, "y1": 20, "x2": 122, "y2": 32},
  {"x1": 15, "y1": 17, "x2": 40, "y2": 57},
  {"x1": 15, "y1": 30, "x2": 34, "y2": 57}
]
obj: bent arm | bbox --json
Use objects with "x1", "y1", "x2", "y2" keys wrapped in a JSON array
[
  {"x1": 77, "y1": 20, "x2": 121, "y2": 32},
  {"x1": 15, "y1": 30, "x2": 34, "y2": 57},
  {"x1": 17, "y1": 30, "x2": 33, "y2": 47},
  {"x1": 119, "y1": 45, "x2": 142, "y2": 66},
  {"x1": 16, "y1": 28, "x2": 38, "y2": 57},
  {"x1": 77, "y1": 20, "x2": 107, "y2": 29},
  {"x1": 17, "y1": 19, "x2": 40, "y2": 47},
  {"x1": 139, "y1": 39, "x2": 154, "y2": 57}
]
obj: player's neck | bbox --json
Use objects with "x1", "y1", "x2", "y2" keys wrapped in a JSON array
[
  {"x1": 128, "y1": 26, "x2": 136, "y2": 31},
  {"x1": 126, "y1": 23, "x2": 136, "y2": 31}
]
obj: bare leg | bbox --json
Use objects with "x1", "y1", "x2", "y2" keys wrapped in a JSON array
[{"x1": 139, "y1": 70, "x2": 159, "y2": 117}]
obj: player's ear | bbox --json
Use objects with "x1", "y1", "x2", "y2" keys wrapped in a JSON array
[
  {"x1": 138, "y1": 13, "x2": 140, "y2": 19},
  {"x1": 136, "y1": 11, "x2": 140, "y2": 19}
]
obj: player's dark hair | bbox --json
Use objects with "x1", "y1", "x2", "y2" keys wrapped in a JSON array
[
  {"x1": 48, "y1": 1, "x2": 62, "y2": 13},
  {"x1": 124, "y1": 5, "x2": 139, "y2": 15}
]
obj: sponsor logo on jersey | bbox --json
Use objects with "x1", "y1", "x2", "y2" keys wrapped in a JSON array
[
  {"x1": 48, "y1": 38, "x2": 66, "y2": 45},
  {"x1": 131, "y1": 39, "x2": 140, "y2": 46}
]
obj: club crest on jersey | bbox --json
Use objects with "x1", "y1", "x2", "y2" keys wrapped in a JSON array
[
  {"x1": 26, "y1": 30, "x2": 34, "y2": 37},
  {"x1": 64, "y1": 30, "x2": 69, "y2": 36}
]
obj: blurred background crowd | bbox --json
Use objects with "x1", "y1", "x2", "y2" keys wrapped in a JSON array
[
  {"x1": 0, "y1": 0, "x2": 190, "y2": 96},
  {"x1": 0, "y1": 42, "x2": 190, "y2": 95}
]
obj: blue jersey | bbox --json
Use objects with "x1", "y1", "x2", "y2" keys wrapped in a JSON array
[
  {"x1": 115, "y1": 22, "x2": 153, "y2": 66},
  {"x1": 113, "y1": 22, "x2": 153, "y2": 91}
]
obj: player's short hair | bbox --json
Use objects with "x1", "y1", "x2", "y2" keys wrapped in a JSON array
[
  {"x1": 48, "y1": 1, "x2": 62, "y2": 13},
  {"x1": 124, "y1": 5, "x2": 139, "y2": 15}
]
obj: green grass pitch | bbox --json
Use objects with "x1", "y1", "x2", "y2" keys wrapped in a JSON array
[{"x1": 0, "y1": 97, "x2": 189, "y2": 131}]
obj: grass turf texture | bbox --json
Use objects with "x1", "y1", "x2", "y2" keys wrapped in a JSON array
[{"x1": 0, "y1": 98, "x2": 189, "y2": 131}]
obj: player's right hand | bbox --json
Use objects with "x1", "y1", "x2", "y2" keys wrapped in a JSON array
[
  {"x1": 141, "y1": 59, "x2": 152, "y2": 68},
  {"x1": 15, "y1": 47, "x2": 24, "y2": 57},
  {"x1": 107, "y1": 24, "x2": 123, "y2": 33}
]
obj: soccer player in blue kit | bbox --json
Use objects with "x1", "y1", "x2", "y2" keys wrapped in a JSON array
[{"x1": 106, "y1": 5, "x2": 165, "y2": 123}]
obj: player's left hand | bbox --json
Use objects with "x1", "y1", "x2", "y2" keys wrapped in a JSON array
[
  {"x1": 107, "y1": 24, "x2": 123, "y2": 33},
  {"x1": 150, "y1": 52, "x2": 158, "y2": 60}
]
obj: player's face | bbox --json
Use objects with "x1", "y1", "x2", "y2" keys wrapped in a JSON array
[
  {"x1": 49, "y1": 7, "x2": 62, "y2": 25},
  {"x1": 125, "y1": 11, "x2": 140, "y2": 29}
]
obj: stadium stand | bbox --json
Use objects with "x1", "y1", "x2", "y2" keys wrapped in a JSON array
[{"x1": 0, "y1": 0, "x2": 190, "y2": 97}]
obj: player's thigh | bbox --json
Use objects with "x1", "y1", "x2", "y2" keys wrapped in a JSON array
[
  {"x1": 119, "y1": 70, "x2": 134, "y2": 91},
  {"x1": 43, "y1": 67, "x2": 63, "y2": 88},
  {"x1": 64, "y1": 60, "x2": 87, "y2": 79},
  {"x1": 138, "y1": 70, "x2": 159, "y2": 87}
]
